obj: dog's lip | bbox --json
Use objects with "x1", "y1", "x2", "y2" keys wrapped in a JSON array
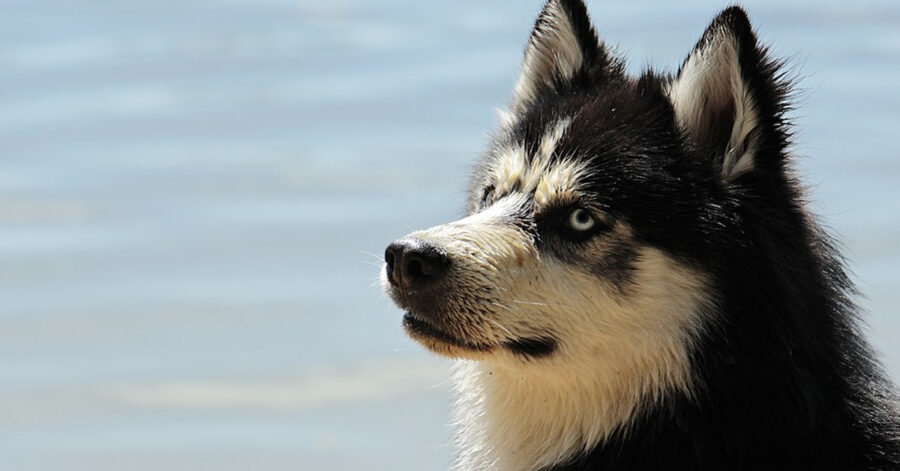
[{"x1": 402, "y1": 312, "x2": 493, "y2": 352}]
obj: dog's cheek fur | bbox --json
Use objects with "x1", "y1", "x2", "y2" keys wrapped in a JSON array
[
  {"x1": 451, "y1": 246, "x2": 712, "y2": 471},
  {"x1": 541, "y1": 222, "x2": 640, "y2": 292}
]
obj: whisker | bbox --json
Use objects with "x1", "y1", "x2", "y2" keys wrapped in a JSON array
[
  {"x1": 368, "y1": 276, "x2": 385, "y2": 289},
  {"x1": 358, "y1": 249, "x2": 384, "y2": 261},
  {"x1": 360, "y1": 259, "x2": 384, "y2": 268},
  {"x1": 512, "y1": 299, "x2": 575, "y2": 310},
  {"x1": 489, "y1": 301, "x2": 515, "y2": 312},
  {"x1": 511, "y1": 299, "x2": 553, "y2": 306},
  {"x1": 486, "y1": 317, "x2": 515, "y2": 338}
]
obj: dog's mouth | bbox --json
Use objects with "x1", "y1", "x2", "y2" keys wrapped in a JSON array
[
  {"x1": 402, "y1": 313, "x2": 493, "y2": 354},
  {"x1": 403, "y1": 312, "x2": 557, "y2": 358}
]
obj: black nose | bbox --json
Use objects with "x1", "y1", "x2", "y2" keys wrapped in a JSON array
[{"x1": 384, "y1": 238, "x2": 450, "y2": 289}]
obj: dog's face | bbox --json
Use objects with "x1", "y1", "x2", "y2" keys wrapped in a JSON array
[
  {"x1": 383, "y1": 96, "x2": 712, "y2": 368},
  {"x1": 383, "y1": 1, "x2": 781, "y2": 376}
]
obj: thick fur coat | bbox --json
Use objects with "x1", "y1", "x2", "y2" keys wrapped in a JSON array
[{"x1": 382, "y1": 2, "x2": 900, "y2": 469}]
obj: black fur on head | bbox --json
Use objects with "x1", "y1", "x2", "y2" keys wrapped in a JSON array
[{"x1": 470, "y1": 2, "x2": 900, "y2": 469}]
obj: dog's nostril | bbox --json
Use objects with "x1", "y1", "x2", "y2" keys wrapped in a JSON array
[
  {"x1": 384, "y1": 243, "x2": 401, "y2": 286},
  {"x1": 384, "y1": 248, "x2": 395, "y2": 270},
  {"x1": 406, "y1": 258, "x2": 424, "y2": 279},
  {"x1": 384, "y1": 238, "x2": 449, "y2": 288},
  {"x1": 402, "y1": 248, "x2": 448, "y2": 285}
]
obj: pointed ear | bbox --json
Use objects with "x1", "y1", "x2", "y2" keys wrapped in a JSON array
[
  {"x1": 668, "y1": 7, "x2": 785, "y2": 183},
  {"x1": 512, "y1": 0, "x2": 618, "y2": 110}
]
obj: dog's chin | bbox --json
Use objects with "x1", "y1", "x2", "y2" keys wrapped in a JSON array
[
  {"x1": 402, "y1": 313, "x2": 494, "y2": 360},
  {"x1": 402, "y1": 312, "x2": 559, "y2": 360}
]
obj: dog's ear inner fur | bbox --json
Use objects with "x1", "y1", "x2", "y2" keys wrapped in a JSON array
[
  {"x1": 668, "y1": 7, "x2": 781, "y2": 183},
  {"x1": 512, "y1": 0, "x2": 618, "y2": 111}
]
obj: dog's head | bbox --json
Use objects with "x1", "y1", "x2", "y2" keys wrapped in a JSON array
[{"x1": 383, "y1": 1, "x2": 788, "y2": 378}]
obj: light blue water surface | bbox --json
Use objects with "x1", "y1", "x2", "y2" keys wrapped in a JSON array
[{"x1": 0, "y1": 1, "x2": 898, "y2": 469}]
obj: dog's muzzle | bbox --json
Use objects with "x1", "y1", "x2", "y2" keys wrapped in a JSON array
[{"x1": 383, "y1": 234, "x2": 558, "y2": 358}]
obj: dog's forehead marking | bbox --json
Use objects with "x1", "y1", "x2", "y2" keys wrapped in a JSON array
[
  {"x1": 538, "y1": 118, "x2": 571, "y2": 158},
  {"x1": 489, "y1": 118, "x2": 590, "y2": 209}
]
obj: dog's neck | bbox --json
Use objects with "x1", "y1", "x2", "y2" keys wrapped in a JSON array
[{"x1": 451, "y1": 343, "x2": 692, "y2": 471}]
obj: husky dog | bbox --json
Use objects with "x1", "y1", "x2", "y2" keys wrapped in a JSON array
[{"x1": 382, "y1": 2, "x2": 900, "y2": 470}]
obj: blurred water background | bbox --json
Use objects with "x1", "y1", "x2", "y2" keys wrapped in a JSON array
[{"x1": 0, "y1": 0, "x2": 898, "y2": 469}]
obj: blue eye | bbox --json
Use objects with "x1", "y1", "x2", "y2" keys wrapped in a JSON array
[{"x1": 567, "y1": 208, "x2": 595, "y2": 231}]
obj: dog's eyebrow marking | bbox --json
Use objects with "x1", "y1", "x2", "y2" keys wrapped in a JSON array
[
  {"x1": 538, "y1": 118, "x2": 572, "y2": 159},
  {"x1": 488, "y1": 118, "x2": 589, "y2": 208},
  {"x1": 491, "y1": 143, "x2": 532, "y2": 197},
  {"x1": 533, "y1": 158, "x2": 589, "y2": 208}
]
